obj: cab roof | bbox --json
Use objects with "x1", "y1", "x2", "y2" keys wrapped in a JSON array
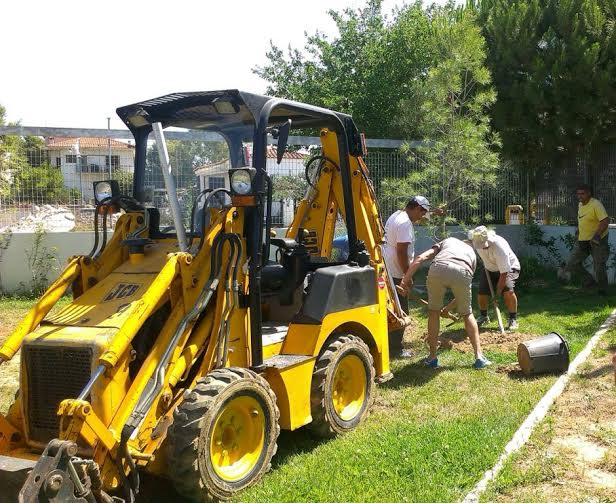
[{"x1": 116, "y1": 89, "x2": 354, "y2": 134}]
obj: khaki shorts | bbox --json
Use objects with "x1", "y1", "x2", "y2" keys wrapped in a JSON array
[{"x1": 427, "y1": 262, "x2": 473, "y2": 316}]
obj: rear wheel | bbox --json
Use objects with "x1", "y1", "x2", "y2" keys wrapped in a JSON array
[
  {"x1": 308, "y1": 334, "x2": 375, "y2": 438},
  {"x1": 168, "y1": 368, "x2": 279, "y2": 501}
]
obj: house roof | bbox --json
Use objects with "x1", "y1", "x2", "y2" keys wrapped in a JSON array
[
  {"x1": 45, "y1": 137, "x2": 134, "y2": 150},
  {"x1": 265, "y1": 145, "x2": 307, "y2": 160},
  {"x1": 194, "y1": 146, "x2": 308, "y2": 174}
]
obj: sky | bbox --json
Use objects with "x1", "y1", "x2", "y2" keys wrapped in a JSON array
[{"x1": 1, "y1": 0, "x2": 457, "y2": 130}]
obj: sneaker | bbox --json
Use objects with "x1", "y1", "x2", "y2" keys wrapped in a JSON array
[
  {"x1": 506, "y1": 319, "x2": 519, "y2": 331},
  {"x1": 473, "y1": 356, "x2": 492, "y2": 369},
  {"x1": 476, "y1": 314, "x2": 490, "y2": 327},
  {"x1": 424, "y1": 357, "x2": 439, "y2": 369}
]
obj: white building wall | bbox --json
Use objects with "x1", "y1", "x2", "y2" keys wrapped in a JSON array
[
  {"x1": 47, "y1": 146, "x2": 134, "y2": 202},
  {"x1": 265, "y1": 157, "x2": 304, "y2": 176}
]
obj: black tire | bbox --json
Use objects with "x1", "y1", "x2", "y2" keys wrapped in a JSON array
[
  {"x1": 308, "y1": 334, "x2": 375, "y2": 438},
  {"x1": 168, "y1": 367, "x2": 280, "y2": 502}
]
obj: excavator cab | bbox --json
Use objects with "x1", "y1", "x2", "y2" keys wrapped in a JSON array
[{"x1": 0, "y1": 91, "x2": 407, "y2": 502}]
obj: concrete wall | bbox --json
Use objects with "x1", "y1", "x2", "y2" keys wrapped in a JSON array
[
  {"x1": 413, "y1": 224, "x2": 616, "y2": 284},
  {"x1": 0, "y1": 232, "x2": 95, "y2": 294},
  {"x1": 1, "y1": 225, "x2": 615, "y2": 294}
]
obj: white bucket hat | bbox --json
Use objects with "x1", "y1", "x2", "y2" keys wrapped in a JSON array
[{"x1": 468, "y1": 225, "x2": 496, "y2": 249}]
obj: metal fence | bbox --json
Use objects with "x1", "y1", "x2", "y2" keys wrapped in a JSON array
[
  {"x1": 533, "y1": 144, "x2": 616, "y2": 224},
  {"x1": 1, "y1": 127, "x2": 530, "y2": 232}
]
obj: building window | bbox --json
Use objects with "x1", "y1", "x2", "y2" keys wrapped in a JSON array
[
  {"x1": 66, "y1": 154, "x2": 77, "y2": 163},
  {"x1": 208, "y1": 176, "x2": 226, "y2": 190},
  {"x1": 55, "y1": 157, "x2": 61, "y2": 168},
  {"x1": 105, "y1": 155, "x2": 120, "y2": 169}
]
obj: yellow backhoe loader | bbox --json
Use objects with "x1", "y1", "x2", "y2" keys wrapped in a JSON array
[{"x1": 0, "y1": 91, "x2": 408, "y2": 502}]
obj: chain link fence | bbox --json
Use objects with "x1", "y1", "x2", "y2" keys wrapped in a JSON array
[
  {"x1": 533, "y1": 144, "x2": 616, "y2": 225},
  {"x1": 1, "y1": 129, "x2": 532, "y2": 232}
]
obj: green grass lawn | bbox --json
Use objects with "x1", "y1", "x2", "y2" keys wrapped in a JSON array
[
  {"x1": 237, "y1": 280, "x2": 613, "y2": 503},
  {"x1": 0, "y1": 296, "x2": 71, "y2": 414},
  {"x1": 0, "y1": 281, "x2": 612, "y2": 502}
]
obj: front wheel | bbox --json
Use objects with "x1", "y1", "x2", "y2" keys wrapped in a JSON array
[
  {"x1": 168, "y1": 368, "x2": 280, "y2": 501},
  {"x1": 308, "y1": 334, "x2": 375, "y2": 438}
]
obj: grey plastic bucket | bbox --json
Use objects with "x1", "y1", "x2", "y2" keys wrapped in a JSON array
[{"x1": 517, "y1": 332, "x2": 570, "y2": 376}]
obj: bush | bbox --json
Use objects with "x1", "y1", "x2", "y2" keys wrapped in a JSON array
[
  {"x1": 516, "y1": 255, "x2": 555, "y2": 289},
  {"x1": 10, "y1": 163, "x2": 81, "y2": 204}
]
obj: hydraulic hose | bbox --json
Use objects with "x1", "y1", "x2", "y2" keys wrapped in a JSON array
[
  {"x1": 215, "y1": 234, "x2": 242, "y2": 368},
  {"x1": 197, "y1": 188, "x2": 232, "y2": 253},
  {"x1": 189, "y1": 188, "x2": 213, "y2": 249},
  {"x1": 123, "y1": 233, "x2": 230, "y2": 437}
]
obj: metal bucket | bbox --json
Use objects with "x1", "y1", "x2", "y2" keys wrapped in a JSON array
[{"x1": 517, "y1": 332, "x2": 570, "y2": 376}]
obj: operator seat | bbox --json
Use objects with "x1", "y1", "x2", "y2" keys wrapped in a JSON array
[{"x1": 260, "y1": 237, "x2": 309, "y2": 306}]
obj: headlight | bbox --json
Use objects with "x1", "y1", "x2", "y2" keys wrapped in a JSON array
[
  {"x1": 93, "y1": 180, "x2": 120, "y2": 203},
  {"x1": 230, "y1": 169, "x2": 254, "y2": 195}
]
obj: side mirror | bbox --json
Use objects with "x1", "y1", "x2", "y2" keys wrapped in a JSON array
[{"x1": 276, "y1": 119, "x2": 292, "y2": 164}]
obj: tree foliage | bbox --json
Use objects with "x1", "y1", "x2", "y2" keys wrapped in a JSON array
[
  {"x1": 384, "y1": 8, "x2": 500, "y2": 229},
  {"x1": 254, "y1": 0, "x2": 436, "y2": 138},
  {"x1": 10, "y1": 163, "x2": 80, "y2": 204},
  {"x1": 146, "y1": 139, "x2": 228, "y2": 190},
  {"x1": 473, "y1": 0, "x2": 616, "y2": 163},
  {"x1": 271, "y1": 174, "x2": 308, "y2": 201}
]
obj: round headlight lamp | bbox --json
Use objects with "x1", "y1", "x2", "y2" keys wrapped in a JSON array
[
  {"x1": 93, "y1": 180, "x2": 120, "y2": 204},
  {"x1": 95, "y1": 181, "x2": 113, "y2": 202},
  {"x1": 230, "y1": 169, "x2": 253, "y2": 195}
]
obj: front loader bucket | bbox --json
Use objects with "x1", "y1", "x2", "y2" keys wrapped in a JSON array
[{"x1": 0, "y1": 455, "x2": 36, "y2": 503}]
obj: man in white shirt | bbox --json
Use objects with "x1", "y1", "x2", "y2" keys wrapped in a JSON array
[
  {"x1": 469, "y1": 226, "x2": 521, "y2": 331},
  {"x1": 383, "y1": 196, "x2": 431, "y2": 280},
  {"x1": 382, "y1": 196, "x2": 431, "y2": 355}
]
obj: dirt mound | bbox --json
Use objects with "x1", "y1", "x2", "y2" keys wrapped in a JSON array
[{"x1": 438, "y1": 329, "x2": 536, "y2": 354}]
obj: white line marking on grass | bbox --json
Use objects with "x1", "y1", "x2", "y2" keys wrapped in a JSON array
[{"x1": 462, "y1": 308, "x2": 616, "y2": 503}]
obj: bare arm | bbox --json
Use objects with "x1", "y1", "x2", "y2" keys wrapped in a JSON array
[
  {"x1": 400, "y1": 246, "x2": 438, "y2": 289},
  {"x1": 496, "y1": 272, "x2": 507, "y2": 296},
  {"x1": 595, "y1": 217, "x2": 609, "y2": 238},
  {"x1": 396, "y1": 242, "x2": 410, "y2": 275}
]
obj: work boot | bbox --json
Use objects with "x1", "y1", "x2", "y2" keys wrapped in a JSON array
[
  {"x1": 476, "y1": 314, "x2": 490, "y2": 327},
  {"x1": 506, "y1": 319, "x2": 519, "y2": 331}
]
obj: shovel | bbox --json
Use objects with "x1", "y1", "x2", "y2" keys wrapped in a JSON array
[
  {"x1": 396, "y1": 285, "x2": 460, "y2": 326},
  {"x1": 485, "y1": 269, "x2": 506, "y2": 335}
]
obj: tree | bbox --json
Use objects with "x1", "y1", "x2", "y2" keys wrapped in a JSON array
[
  {"x1": 384, "y1": 7, "x2": 500, "y2": 232},
  {"x1": 146, "y1": 139, "x2": 228, "y2": 191},
  {"x1": 473, "y1": 0, "x2": 616, "y2": 164},
  {"x1": 271, "y1": 174, "x2": 308, "y2": 201},
  {"x1": 0, "y1": 105, "x2": 27, "y2": 198},
  {"x1": 253, "y1": 0, "x2": 436, "y2": 138},
  {"x1": 10, "y1": 163, "x2": 80, "y2": 204}
]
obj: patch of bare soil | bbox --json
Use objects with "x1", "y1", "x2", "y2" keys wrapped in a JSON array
[
  {"x1": 439, "y1": 329, "x2": 536, "y2": 354},
  {"x1": 490, "y1": 331, "x2": 616, "y2": 503}
]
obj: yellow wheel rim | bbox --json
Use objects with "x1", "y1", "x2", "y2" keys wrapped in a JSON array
[
  {"x1": 332, "y1": 354, "x2": 367, "y2": 421},
  {"x1": 210, "y1": 395, "x2": 265, "y2": 482}
]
